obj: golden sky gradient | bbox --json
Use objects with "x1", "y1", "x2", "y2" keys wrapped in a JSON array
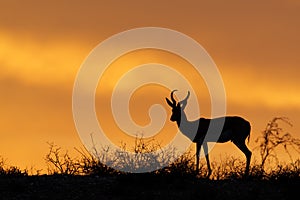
[{"x1": 0, "y1": 0, "x2": 299, "y2": 172}]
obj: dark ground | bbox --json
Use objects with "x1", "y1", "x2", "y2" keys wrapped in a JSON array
[{"x1": 0, "y1": 174, "x2": 299, "y2": 200}]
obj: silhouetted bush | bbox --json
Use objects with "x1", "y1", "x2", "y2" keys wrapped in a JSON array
[
  {"x1": 44, "y1": 140, "x2": 300, "y2": 180},
  {"x1": 0, "y1": 156, "x2": 28, "y2": 177},
  {"x1": 255, "y1": 117, "x2": 300, "y2": 172},
  {"x1": 45, "y1": 142, "x2": 81, "y2": 175}
]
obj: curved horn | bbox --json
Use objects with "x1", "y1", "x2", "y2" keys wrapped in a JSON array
[
  {"x1": 181, "y1": 91, "x2": 190, "y2": 103},
  {"x1": 171, "y1": 89, "x2": 178, "y2": 104},
  {"x1": 179, "y1": 91, "x2": 190, "y2": 110}
]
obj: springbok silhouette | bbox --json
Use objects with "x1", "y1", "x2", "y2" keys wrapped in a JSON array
[{"x1": 166, "y1": 90, "x2": 252, "y2": 176}]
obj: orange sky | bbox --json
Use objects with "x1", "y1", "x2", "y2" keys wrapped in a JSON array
[{"x1": 0, "y1": 0, "x2": 299, "y2": 172}]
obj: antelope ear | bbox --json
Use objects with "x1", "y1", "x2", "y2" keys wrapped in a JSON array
[{"x1": 166, "y1": 98, "x2": 174, "y2": 107}]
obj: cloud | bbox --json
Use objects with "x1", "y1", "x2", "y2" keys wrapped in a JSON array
[
  {"x1": 221, "y1": 65, "x2": 300, "y2": 109},
  {"x1": 0, "y1": 31, "x2": 90, "y2": 86}
]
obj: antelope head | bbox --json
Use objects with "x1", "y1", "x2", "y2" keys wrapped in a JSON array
[{"x1": 165, "y1": 90, "x2": 190, "y2": 122}]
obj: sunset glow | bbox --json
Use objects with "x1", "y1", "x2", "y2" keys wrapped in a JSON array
[{"x1": 0, "y1": 0, "x2": 299, "y2": 172}]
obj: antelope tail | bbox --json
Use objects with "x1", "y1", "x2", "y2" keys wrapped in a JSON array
[
  {"x1": 247, "y1": 133, "x2": 250, "y2": 144},
  {"x1": 247, "y1": 124, "x2": 251, "y2": 145}
]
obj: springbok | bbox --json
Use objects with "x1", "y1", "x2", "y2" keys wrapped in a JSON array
[{"x1": 166, "y1": 90, "x2": 252, "y2": 176}]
